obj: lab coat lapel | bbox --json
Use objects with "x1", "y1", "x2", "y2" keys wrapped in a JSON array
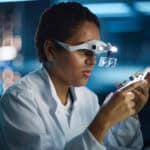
[
  {"x1": 41, "y1": 67, "x2": 71, "y2": 139},
  {"x1": 68, "y1": 88, "x2": 89, "y2": 139},
  {"x1": 35, "y1": 67, "x2": 66, "y2": 135}
]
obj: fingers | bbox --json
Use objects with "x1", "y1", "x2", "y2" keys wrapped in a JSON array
[
  {"x1": 135, "y1": 82, "x2": 149, "y2": 96},
  {"x1": 133, "y1": 88, "x2": 148, "y2": 103},
  {"x1": 125, "y1": 92, "x2": 136, "y2": 116},
  {"x1": 131, "y1": 87, "x2": 149, "y2": 113},
  {"x1": 121, "y1": 80, "x2": 146, "y2": 95},
  {"x1": 103, "y1": 91, "x2": 136, "y2": 126},
  {"x1": 125, "y1": 91, "x2": 135, "y2": 99},
  {"x1": 144, "y1": 72, "x2": 150, "y2": 87}
]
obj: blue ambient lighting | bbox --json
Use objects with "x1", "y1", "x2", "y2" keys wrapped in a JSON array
[
  {"x1": 0, "y1": 0, "x2": 36, "y2": 2},
  {"x1": 134, "y1": 1, "x2": 150, "y2": 15},
  {"x1": 84, "y1": 3, "x2": 134, "y2": 17}
]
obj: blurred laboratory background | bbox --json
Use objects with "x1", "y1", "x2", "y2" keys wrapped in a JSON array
[{"x1": 0, "y1": 0, "x2": 150, "y2": 149}]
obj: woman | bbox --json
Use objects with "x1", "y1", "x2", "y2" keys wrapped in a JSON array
[{"x1": 0, "y1": 2, "x2": 149, "y2": 150}]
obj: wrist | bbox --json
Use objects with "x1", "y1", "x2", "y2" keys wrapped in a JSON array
[{"x1": 89, "y1": 108, "x2": 111, "y2": 142}]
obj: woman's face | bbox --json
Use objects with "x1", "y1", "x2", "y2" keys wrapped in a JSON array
[{"x1": 49, "y1": 21, "x2": 100, "y2": 87}]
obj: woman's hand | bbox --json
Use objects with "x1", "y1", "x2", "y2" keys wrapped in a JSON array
[
  {"x1": 131, "y1": 71, "x2": 150, "y2": 114},
  {"x1": 116, "y1": 71, "x2": 150, "y2": 115},
  {"x1": 101, "y1": 80, "x2": 146, "y2": 128},
  {"x1": 89, "y1": 80, "x2": 147, "y2": 143}
]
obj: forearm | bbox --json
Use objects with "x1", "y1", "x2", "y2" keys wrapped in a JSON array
[{"x1": 89, "y1": 109, "x2": 111, "y2": 143}]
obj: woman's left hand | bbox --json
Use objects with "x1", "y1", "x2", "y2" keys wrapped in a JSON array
[{"x1": 132, "y1": 72, "x2": 150, "y2": 114}]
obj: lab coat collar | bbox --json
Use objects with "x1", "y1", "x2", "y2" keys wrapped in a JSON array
[{"x1": 41, "y1": 66, "x2": 77, "y2": 111}]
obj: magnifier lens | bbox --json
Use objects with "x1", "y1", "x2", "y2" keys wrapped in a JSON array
[{"x1": 98, "y1": 56, "x2": 117, "y2": 68}]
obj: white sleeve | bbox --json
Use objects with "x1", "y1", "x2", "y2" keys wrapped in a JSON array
[
  {"x1": 65, "y1": 117, "x2": 143, "y2": 150},
  {"x1": 65, "y1": 130, "x2": 106, "y2": 150},
  {"x1": 104, "y1": 117, "x2": 143, "y2": 150},
  {"x1": 102, "y1": 92, "x2": 143, "y2": 150},
  {"x1": 0, "y1": 90, "x2": 60, "y2": 150}
]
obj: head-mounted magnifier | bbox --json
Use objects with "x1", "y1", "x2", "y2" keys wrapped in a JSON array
[{"x1": 56, "y1": 40, "x2": 118, "y2": 68}]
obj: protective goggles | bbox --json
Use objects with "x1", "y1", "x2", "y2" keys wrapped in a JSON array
[{"x1": 56, "y1": 40, "x2": 118, "y2": 68}]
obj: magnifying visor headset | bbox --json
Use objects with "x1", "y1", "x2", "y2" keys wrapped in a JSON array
[
  {"x1": 55, "y1": 40, "x2": 118, "y2": 68},
  {"x1": 56, "y1": 40, "x2": 118, "y2": 55}
]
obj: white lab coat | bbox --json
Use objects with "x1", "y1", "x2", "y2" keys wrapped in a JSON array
[{"x1": 0, "y1": 67, "x2": 143, "y2": 150}]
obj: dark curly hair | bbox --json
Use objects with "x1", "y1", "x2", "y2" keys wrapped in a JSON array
[{"x1": 35, "y1": 2, "x2": 100, "y2": 63}]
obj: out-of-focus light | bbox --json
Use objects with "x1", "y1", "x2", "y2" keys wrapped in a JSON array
[
  {"x1": 84, "y1": 3, "x2": 134, "y2": 17},
  {"x1": 1, "y1": 69, "x2": 21, "y2": 92},
  {"x1": 110, "y1": 46, "x2": 118, "y2": 53},
  {"x1": 13, "y1": 36, "x2": 22, "y2": 51},
  {"x1": 0, "y1": 0, "x2": 36, "y2": 2},
  {"x1": 134, "y1": 2, "x2": 150, "y2": 15},
  {"x1": 0, "y1": 46, "x2": 17, "y2": 61},
  {"x1": 2, "y1": 68, "x2": 14, "y2": 81}
]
